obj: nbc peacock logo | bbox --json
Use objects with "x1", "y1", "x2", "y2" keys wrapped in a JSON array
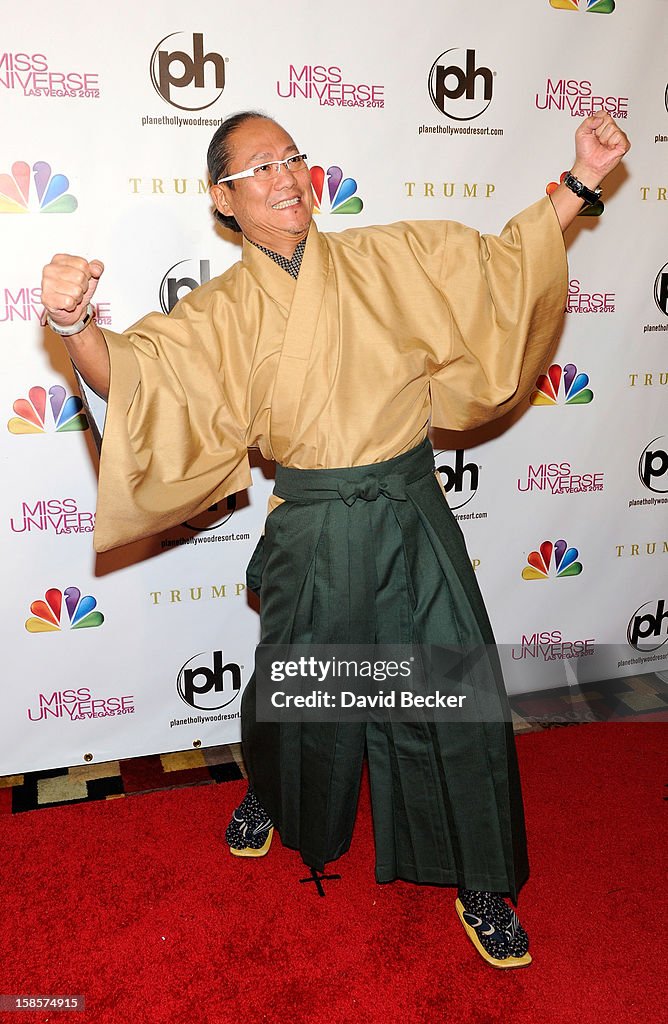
[
  {"x1": 530, "y1": 364, "x2": 594, "y2": 406},
  {"x1": 522, "y1": 540, "x2": 583, "y2": 581},
  {"x1": 311, "y1": 165, "x2": 363, "y2": 214},
  {"x1": 0, "y1": 161, "x2": 78, "y2": 214},
  {"x1": 8, "y1": 386, "x2": 89, "y2": 434},
  {"x1": 549, "y1": 1, "x2": 615, "y2": 12},
  {"x1": 25, "y1": 588, "x2": 104, "y2": 633}
]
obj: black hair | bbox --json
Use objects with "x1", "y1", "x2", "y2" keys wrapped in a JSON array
[{"x1": 207, "y1": 110, "x2": 275, "y2": 232}]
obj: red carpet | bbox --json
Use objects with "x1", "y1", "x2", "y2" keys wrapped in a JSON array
[{"x1": 1, "y1": 724, "x2": 665, "y2": 1024}]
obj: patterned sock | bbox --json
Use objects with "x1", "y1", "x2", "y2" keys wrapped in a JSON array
[
  {"x1": 457, "y1": 888, "x2": 529, "y2": 959},
  {"x1": 225, "y1": 789, "x2": 273, "y2": 850}
]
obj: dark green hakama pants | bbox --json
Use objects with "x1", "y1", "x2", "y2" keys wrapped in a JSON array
[{"x1": 242, "y1": 440, "x2": 528, "y2": 900}]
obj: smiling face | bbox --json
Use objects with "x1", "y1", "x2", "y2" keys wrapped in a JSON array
[{"x1": 210, "y1": 118, "x2": 313, "y2": 258}]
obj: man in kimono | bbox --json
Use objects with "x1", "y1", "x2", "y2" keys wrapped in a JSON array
[{"x1": 40, "y1": 110, "x2": 629, "y2": 969}]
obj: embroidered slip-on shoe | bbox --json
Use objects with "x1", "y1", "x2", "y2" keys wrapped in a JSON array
[
  {"x1": 226, "y1": 789, "x2": 274, "y2": 858},
  {"x1": 455, "y1": 891, "x2": 532, "y2": 969},
  {"x1": 230, "y1": 826, "x2": 273, "y2": 858}
]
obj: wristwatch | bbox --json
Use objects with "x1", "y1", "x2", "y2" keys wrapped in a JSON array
[
  {"x1": 563, "y1": 172, "x2": 602, "y2": 208},
  {"x1": 46, "y1": 303, "x2": 95, "y2": 337}
]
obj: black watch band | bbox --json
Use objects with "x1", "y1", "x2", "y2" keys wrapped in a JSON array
[{"x1": 563, "y1": 172, "x2": 602, "y2": 208}]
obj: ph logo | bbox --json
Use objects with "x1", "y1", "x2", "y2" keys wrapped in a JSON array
[
  {"x1": 428, "y1": 48, "x2": 494, "y2": 121},
  {"x1": 436, "y1": 450, "x2": 479, "y2": 510},
  {"x1": 183, "y1": 495, "x2": 237, "y2": 532},
  {"x1": 177, "y1": 651, "x2": 242, "y2": 710},
  {"x1": 638, "y1": 437, "x2": 668, "y2": 494},
  {"x1": 627, "y1": 600, "x2": 668, "y2": 653},
  {"x1": 150, "y1": 32, "x2": 226, "y2": 111},
  {"x1": 159, "y1": 259, "x2": 211, "y2": 313},
  {"x1": 654, "y1": 262, "x2": 668, "y2": 317}
]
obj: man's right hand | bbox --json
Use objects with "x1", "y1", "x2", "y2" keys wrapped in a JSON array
[{"x1": 41, "y1": 254, "x2": 105, "y2": 328}]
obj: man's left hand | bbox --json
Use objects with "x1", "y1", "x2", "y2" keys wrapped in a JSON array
[{"x1": 572, "y1": 112, "x2": 631, "y2": 187}]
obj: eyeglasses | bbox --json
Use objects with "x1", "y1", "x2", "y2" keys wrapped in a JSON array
[{"x1": 216, "y1": 153, "x2": 308, "y2": 184}]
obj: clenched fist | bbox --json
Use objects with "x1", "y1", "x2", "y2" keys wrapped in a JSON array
[
  {"x1": 41, "y1": 254, "x2": 105, "y2": 329},
  {"x1": 550, "y1": 112, "x2": 631, "y2": 232},
  {"x1": 40, "y1": 253, "x2": 110, "y2": 398},
  {"x1": 572, "y1": 112, "x2": 631, "y2": 186}
]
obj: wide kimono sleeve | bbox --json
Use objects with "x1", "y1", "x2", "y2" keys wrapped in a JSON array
[
  {"x1": 429, "y1": 195, "x2": 568, "y2": 430},
  {"x1": 92, "y1": 304, "x2": 251, "y2": 553}
]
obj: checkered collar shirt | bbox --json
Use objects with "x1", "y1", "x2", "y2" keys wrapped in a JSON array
[{"x1": 249, "y1": 237, "x2": 306, "y2": 280}]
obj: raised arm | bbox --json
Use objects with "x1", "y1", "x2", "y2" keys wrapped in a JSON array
[
  {"x1": 549, "y1": 112, "x2": 630, "y2": 233},
  {"x1": 41, "y1": 254, "x2": 110, "y2": 399}
]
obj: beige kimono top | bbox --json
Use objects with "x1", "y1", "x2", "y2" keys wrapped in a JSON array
[{"x1": 94, "y1": 196, "x2": 567, "y2": 552}]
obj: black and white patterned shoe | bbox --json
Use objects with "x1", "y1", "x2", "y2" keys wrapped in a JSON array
[
  {"x1": 456, "y1": 888, "x2": 532, "y2": 969},
  {"x1": 226, "y1": 789, "x2": 274, "y2": 858}
]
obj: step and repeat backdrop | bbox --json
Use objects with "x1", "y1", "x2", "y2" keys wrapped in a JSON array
[{"x1": 1, "y1": 0, "x2": 666, "y2": 774}]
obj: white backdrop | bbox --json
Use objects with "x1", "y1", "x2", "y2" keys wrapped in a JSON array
[{"x1": 1, "y1": 0, "x2": 666, "y2": 774}]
